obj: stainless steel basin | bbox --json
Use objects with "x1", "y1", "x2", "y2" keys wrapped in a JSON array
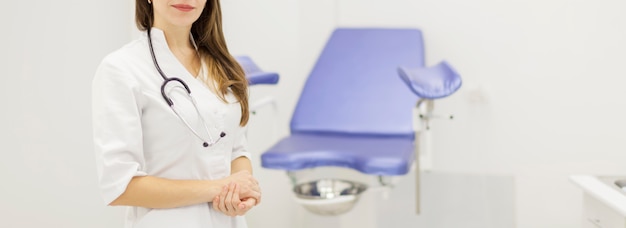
[{"x1": 293, "y1": 179, "x2": 367, "y2": 216}]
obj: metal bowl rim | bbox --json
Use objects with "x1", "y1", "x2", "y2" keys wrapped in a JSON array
[{"x1": 292, "y1": 179, "x2": 368, "y2": 200}]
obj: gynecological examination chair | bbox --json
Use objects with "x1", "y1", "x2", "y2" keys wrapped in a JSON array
[{"x1": 260, "y1": 28, "x2": 462, "y2": 215}]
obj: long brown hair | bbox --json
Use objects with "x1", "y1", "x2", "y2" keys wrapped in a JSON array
[{"x1": 135, "y1": 0, "x2": 249, "y2": 126}]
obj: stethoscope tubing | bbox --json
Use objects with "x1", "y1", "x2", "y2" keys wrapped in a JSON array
[{"x1": 147, "y1": 28, "x2": 224, "y2": 147}]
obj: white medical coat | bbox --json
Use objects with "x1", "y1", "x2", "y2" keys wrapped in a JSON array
[{"x1": 92, "y1": 28, "x2": 250, "y2": 228}]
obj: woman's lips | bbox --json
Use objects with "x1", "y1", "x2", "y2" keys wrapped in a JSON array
[{"x1": 172, "y1": 4, "x2": 194, "y2": 12}]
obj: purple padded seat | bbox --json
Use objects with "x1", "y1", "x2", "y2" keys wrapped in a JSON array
[
  {"x1": 261, "y1": 28, "x2": 425, "y2": 176},
  {"x1": 236, "y1": 56, "x2": 279, "y2": 85},
  {"x1": 261, "y1": 28, "x2": 424, "y2": 175}
]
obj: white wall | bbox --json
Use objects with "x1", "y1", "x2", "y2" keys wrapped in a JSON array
[
  {"x1": 223, "y1": 0, "x2": 626, "y2": 228},
  {"x1": 389, "y1": 1, "x2": 626, "y2": 228},
  {"x1": 0, "y1": 0, "x2": 131, "y2": 227},
  {"x1": 3, "y1": 0, "x2": 626, "y2": 228}
]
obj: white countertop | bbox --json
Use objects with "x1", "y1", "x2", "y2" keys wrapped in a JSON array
[{"x1": 570, "y1": 175, "x2": 626, "y2": 216}]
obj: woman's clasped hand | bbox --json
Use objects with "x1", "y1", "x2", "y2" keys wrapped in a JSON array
[{"x1": 213, "y1": 170, "x2": 261, "y2": 216}]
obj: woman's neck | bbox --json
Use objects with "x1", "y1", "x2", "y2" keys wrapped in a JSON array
[
  {"x1": 153, "y1": 23, "x2": 201, "y2": 77},
  {"x1": 154, "y1": 24, "x2": 194, "y2": 51}
]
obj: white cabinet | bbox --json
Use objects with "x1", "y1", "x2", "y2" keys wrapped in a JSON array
[
  {"x1": 571, "y1": 176, "x2": 626, "y2": 228},
  {"x1": 583, "y1": 193, "x2": 626, "y2": 228}
]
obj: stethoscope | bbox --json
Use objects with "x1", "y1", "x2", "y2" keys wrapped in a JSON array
[{"x1": 147, "y1": 28, "x2": 225, "y2": 148}]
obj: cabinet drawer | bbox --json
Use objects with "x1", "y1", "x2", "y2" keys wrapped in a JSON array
[{"x1": 584, "y1": 194, "x2": 626, "y2": 228}]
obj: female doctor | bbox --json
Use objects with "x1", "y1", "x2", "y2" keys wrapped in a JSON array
[{"x1": 91, "y1": 0, "x2": 261, "y2": 227}]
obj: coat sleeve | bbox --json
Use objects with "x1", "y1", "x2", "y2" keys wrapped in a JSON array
[
  {"x1": 231, "y1": 124, "x2": 251, "y2": 161},
  {"x1": 92, "y1": 55, "x2": 147, "y2": 205}
]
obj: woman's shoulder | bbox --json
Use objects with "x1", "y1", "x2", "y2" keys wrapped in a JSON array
[
  {"x1": 94, "y1": 37, "x2": 149, "y2": 86},
  {"x1": 100, "y1": 37, "x2": 148, "y2": 68}
]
